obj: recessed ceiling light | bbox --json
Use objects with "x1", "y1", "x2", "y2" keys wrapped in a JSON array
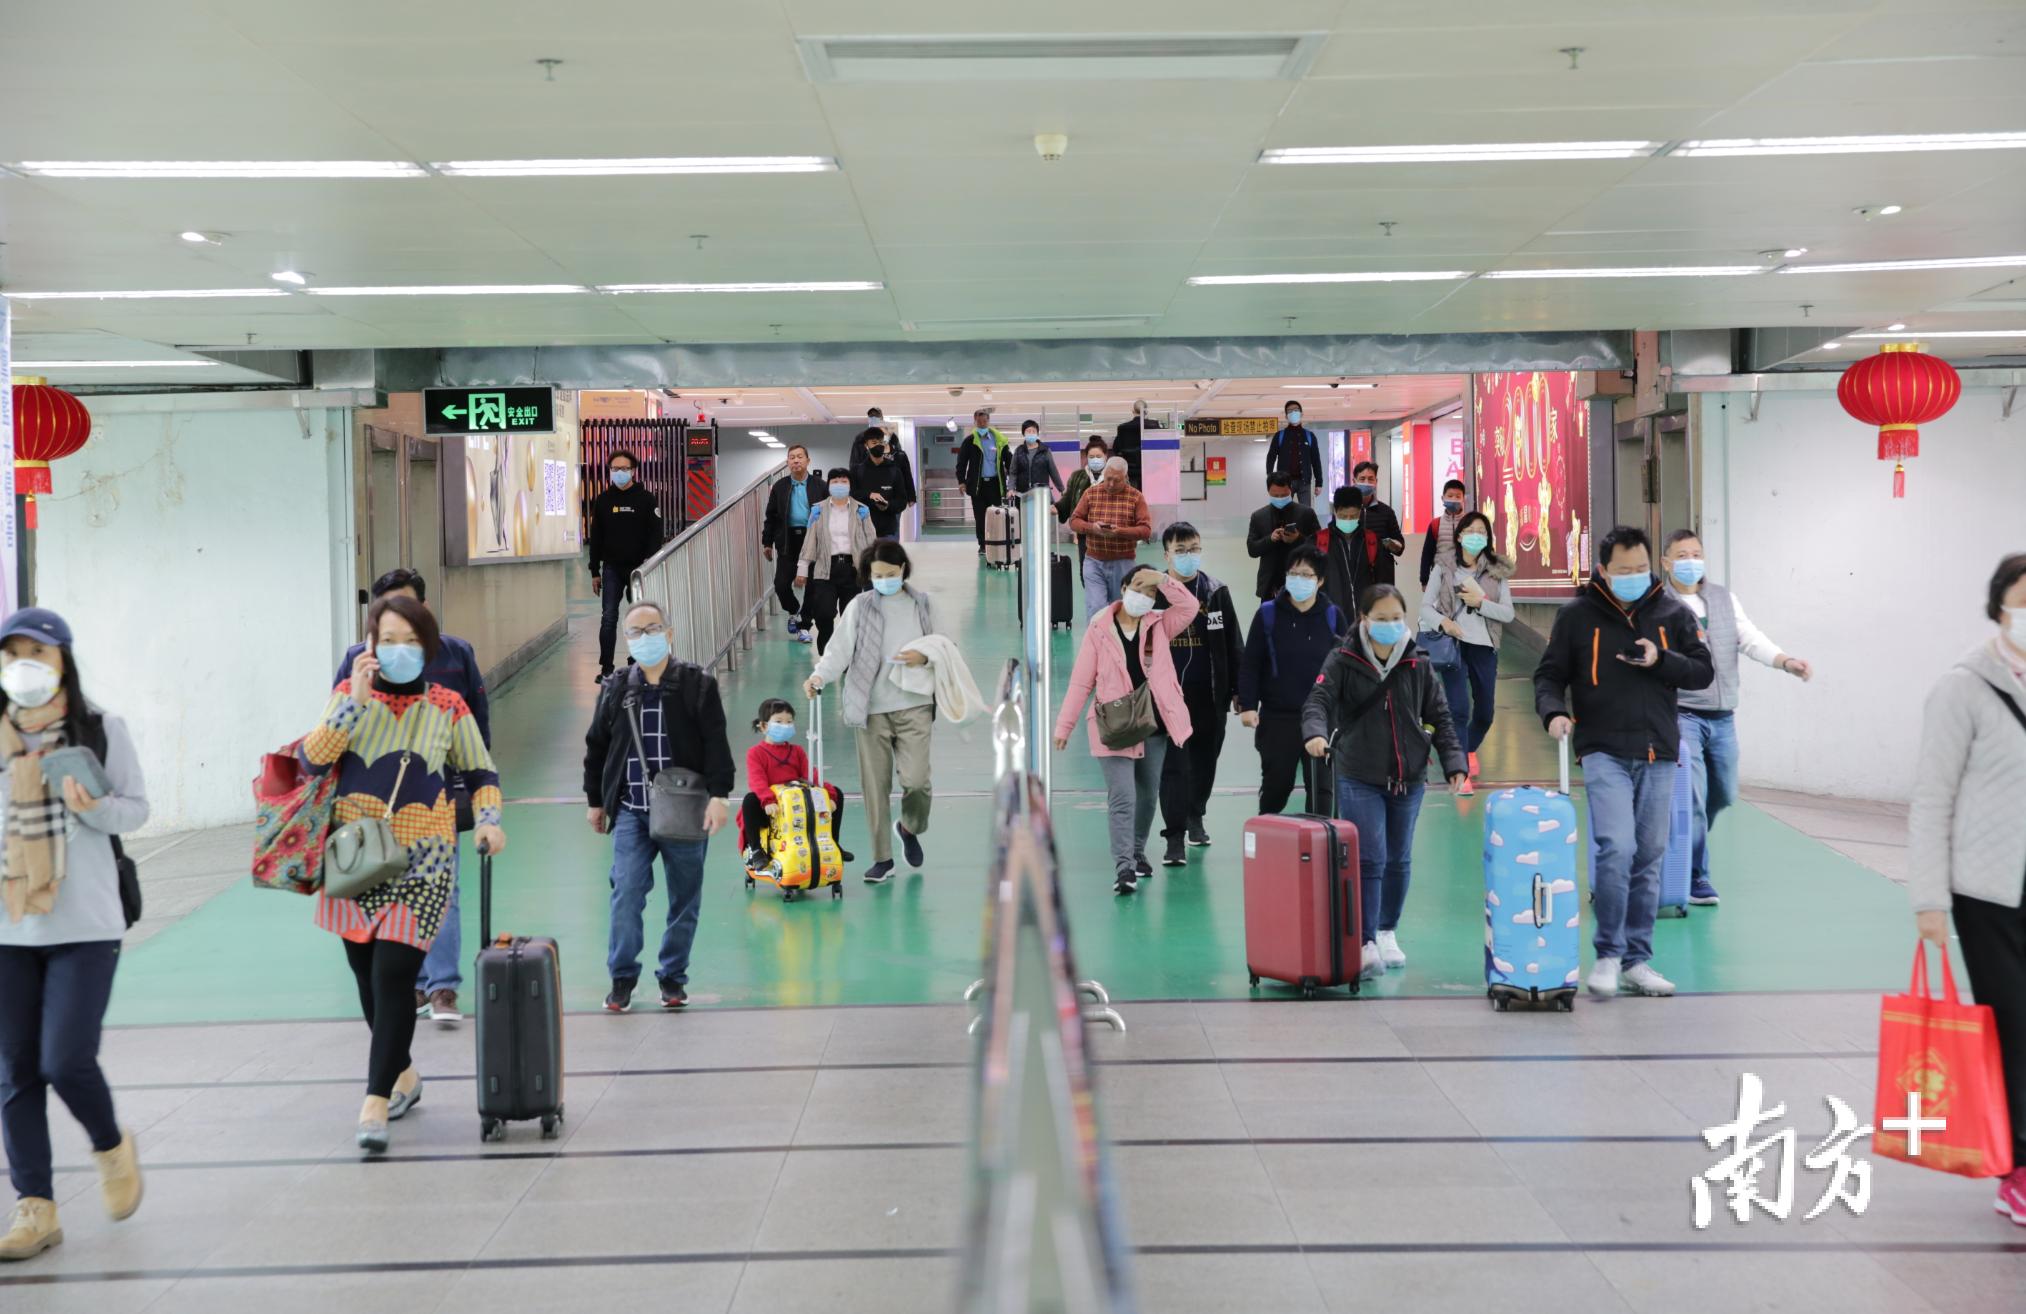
[
  {"x1": 1850, "y1": 329, "x2": 2026, "y2": 338},
  {"x1": 305, "y1": 284, "x2": 588, "y2": 296},
  {"x1": 1188, "y1": 271, "x2": 1471, "y2": 285},
  {"x1": 16, "y1": 160, "x2": 426, "y2": 178},
  {"x1": 599, "y1": 281, "x2": 884, "y2": 293},
  {"x1": 433, "y1": 156, "x2": 837, "y2": 176},
  {"x1": 1781, "y1": 254, "x2": 2026, "y2": 274},
  {"x1": 270, "y1": 270, "x2": 308, "y2": 285},
  {"x1": 1783, "y1": 247, "x2": 1808, "y2": 258},
  {"x1": 1261, "y1": 141, "x2": 1655, "y2": 165},
  {"x1": 1, "y1": 287, "x2": 289, "y2": 300},
  {"x1": 1878, "y1": 205, "x2": 1904, "y2": 215},
  {"x1": 1673, "y1": 131, "x2": 2026, "y2": 158},
  {"x1": 1820, "y1": 342, "x2": 1842, "y2": 349},
  {"x1": 1885, "y1": 323, "x2": 1908, "y2": 331},
  {"x1": 748, "y1": 430, "x2": 774, "y2": 438},
  {"x1": 1481, "y1": 265, "x2": 1763, "y2": 279},
  {"x1": 10, "y1": 359, "x2": 219, "y2": 368},
  {"x1": 179, "y1": 230, "x2": 225, "y2": 245}
]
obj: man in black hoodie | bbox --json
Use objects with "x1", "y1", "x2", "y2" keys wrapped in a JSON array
[
  {"x1": 1245, "y1": 471, "x2": 1321, "y2": 601},
  {"x1": 847, "y1": 408, "x2": 886, "y2": 480},
  {"x1": 587, "y1": 449, "x2": 665, "y2": 682},
  {"x1": 1315, "y1": 486, "x2": 1379, "y2": 622},
  {"x1": 854, "y1": 432, "x2": 916, "y2": 539},
  {"x1": 1533, "y1": 526, "x2": 1714, "y2": 1001},
  {"x1": 1156, "y1": 522, "x2": 1243, "y2": 866}
]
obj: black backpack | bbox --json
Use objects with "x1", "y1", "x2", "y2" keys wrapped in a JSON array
[{"x1": 76, "y1": 710, "x2": 142, "y2": 929}]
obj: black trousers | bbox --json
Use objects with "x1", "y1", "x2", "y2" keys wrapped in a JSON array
[
  {"x1": 805, "y1": 556, "x2": 859, "y2": 656},
  {"x1": 740, "y1": 788, "x2": 846, "y2": 855},
  {"x1": 0, "y1": 941, "x2": 122, "y2": 1201},
  {"x1": 345, "y1": 938, "x2": 428, "y2": 1099},
  {"x1": 1256, "y1": 709, "x2": 1326, "y2": 816},
  {"x1": 870, "y1": 509, "x2": 900, "y2": 540},
  {"x1": 1161, "y1": 683, "x2": 1228, "y2": 838},
  {"x1": 596, "y1": 563, "x2": 636, "y2": 671},
  {"x1": 772, "y1": 527, "x2": 807, "y2": 620},
  {"x1": 1952, "y1": 892, "x2": 2026, "y2": 1160},
  {"x1": 969, "y1": 478, "x2": 1004, "y2": 548}
]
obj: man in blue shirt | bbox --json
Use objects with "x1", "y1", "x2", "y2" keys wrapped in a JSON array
[
  {"x1": 761, "y1": 445, "x2": 824, "y2": 644},
  {"x1": 954, "y1": 409, "x2": 1012, "y2": 558},
  {"x1": 334, "y1": 568, "x2": 489, "y2": 1027}
]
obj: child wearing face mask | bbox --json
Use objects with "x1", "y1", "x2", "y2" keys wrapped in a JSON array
[{"x1": 739, "y1": 698, "x2": 848, "y2": 871}]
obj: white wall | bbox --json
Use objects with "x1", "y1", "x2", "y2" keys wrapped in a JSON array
[
  {"x1": 1188, "y1": 436, "x2": 1270, "y2": 534},
  {"x1": 1701, "y1": 387, "x2": 2026, "y2": 802},
  {"x1": 37, "y1": 400, "x2": 354, "y2": 833}
]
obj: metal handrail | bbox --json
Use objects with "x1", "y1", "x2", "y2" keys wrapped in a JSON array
[{"x1": 629, "y1": 459, "x2": 785, "y2": 673}]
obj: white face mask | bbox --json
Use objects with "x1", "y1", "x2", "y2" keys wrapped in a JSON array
[
  {"x1": 1120, "y1": 590, "x2": 1156, "y2": 618},
  {"x1": 2006, "y1": 606, "x2": 2026, "y2": 648},
  {"x1": 1, "y1": 659, "x2": 61, "y2": 709}
]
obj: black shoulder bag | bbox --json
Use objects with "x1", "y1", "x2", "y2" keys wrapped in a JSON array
[{"x1": 79, "y1": 712, "x2": 142, "y2": 929}]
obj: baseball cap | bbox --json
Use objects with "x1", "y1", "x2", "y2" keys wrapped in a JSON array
[{"x1": 0, "y1": 607, "x2": 74, "y2": 648}]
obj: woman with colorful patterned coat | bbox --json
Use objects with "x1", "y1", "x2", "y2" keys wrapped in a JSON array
[{"x1": 302, "y1": 594, "x2": 504, "y2": 1154}]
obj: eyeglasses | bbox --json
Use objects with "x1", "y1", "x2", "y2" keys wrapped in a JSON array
[{"x1": 622, "y1": 622, "x2": 668, "y2": 640}]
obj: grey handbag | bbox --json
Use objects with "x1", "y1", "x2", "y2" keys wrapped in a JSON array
[
  {"x1": 1095, "y1": 682, "x2": 1158, "y2": 750},
  {"x1": 323, "y1": 748, "x2": 415, "y2": 901},
  {"x1": 625, "y1": 690, "x2": 711, "y2": 842}
]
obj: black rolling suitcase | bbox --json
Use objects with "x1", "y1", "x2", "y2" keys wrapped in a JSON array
[
  {"x1": 1015, "y1": 526, "x2": 1078, "y2": 631},
  {"x1": 473, "y1": 850, "x2": 565, "y2": 1141}
]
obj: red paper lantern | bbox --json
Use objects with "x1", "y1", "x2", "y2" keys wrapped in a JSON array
[
  {"x1": 1835, "y1": 343, "x2": 1961, "y2": 498},
  {"x1": 10, "y1": 381, "x2": 93, "y2": 528}
]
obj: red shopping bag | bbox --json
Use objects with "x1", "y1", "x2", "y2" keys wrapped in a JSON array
[
  {"x1": 250, "y1": 738, "x2": 339, "y2": 896},
  {"x1": 1872, "y1": 944, "x2": 2014, "y2": 1178}
]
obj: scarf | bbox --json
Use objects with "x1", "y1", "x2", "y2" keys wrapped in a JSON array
[{"x1": 2, "y1": 697, "x2": 71, "y2": 923}]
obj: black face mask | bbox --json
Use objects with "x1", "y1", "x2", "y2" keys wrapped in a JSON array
[{"x1": 868, "y1": 446, "x2": 887, "y2": 460}]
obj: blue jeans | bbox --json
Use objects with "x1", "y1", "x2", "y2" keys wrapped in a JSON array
[
  {"x1": 1438, "y1": 641, "x2": 1500, "y2": 754},
  {"x1": 418, "y1": 847, "x2": 462, "y2": 994},
  {"x1": 0, "y1": 941, "x2": 123, "y2": 1200},
  {"x1": 607, "y1": 808, "x2": 709, "y2": 987},
  {"x1": 1582, "y1": 753, "x2": 1675, "y2": 968},
  {"x1": 1335, "y1": 778, "x2": 1427, "y2": 942},
  {"x1": 1082, "y1": 556, "x2": 1138, "y2": 621},
  {"x1": 1678, "y1": 711, "x2": 1739, "y2": 887}
]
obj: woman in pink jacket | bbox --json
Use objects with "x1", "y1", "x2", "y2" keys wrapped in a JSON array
[{"x1": 1054, "y1": 566, "x2": 1200, "y2": 894}]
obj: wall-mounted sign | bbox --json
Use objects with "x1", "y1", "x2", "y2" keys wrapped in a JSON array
[
  {"x1": 1205, "y1": 456, "x2": 1227, "y2": 487},
  {"x1": 1183, "y1": 416, "x2": 1280, "y2": 437},
  {"x1": 425, "y1": 386, "x2": 556, "y2": 436}
]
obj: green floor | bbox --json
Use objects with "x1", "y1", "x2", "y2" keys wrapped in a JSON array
[{"x1": 107, "y1": 526, "x2": 1916, "y2": 1024}]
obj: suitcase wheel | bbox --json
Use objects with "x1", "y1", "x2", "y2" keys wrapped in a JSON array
[
  {"x1": 480, "y1": 1116, "x2": 502, "y2": 1142},
  {"x1": 783, "y1": 887, "x2": 799, "y2": 903},
  {"x1": 1248, "y1": 973, "x2": 1260, "y2": 987},
  {"x1": 831, "y1": 884, "x2": 843, "y2": 900},
  {"x1": 744, "y1": 876, "x2": 756, "y2": 891},
  {"x1": 1300, "y1": 980, "x2": 1318, "y2": 1000},
  {"x1": 540, "y1": 1114, "x2": 560, "y2": 1139},
  {"x1": 1492, "y1": 995, "x2": 1511, "y2": 1012},
  {"x1": 1555, "y1": 993, "x2": 1576, "y2": 1013}
]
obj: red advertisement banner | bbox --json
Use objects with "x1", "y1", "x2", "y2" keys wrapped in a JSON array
[{"x1": 1471, "y1": 371, "x2": 1591, "y2": 594}]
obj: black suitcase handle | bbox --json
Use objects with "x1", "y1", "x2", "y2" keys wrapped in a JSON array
[{"x1": 477, "y1": 843, "x2": 495, "y2": 946}]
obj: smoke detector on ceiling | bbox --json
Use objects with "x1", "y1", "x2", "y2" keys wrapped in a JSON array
[{"x1": 1035, "y1": 133, "x2": 1069, "y2": 162}]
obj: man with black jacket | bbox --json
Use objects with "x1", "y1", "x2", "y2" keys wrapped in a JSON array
[
  {"x1": 1112, "y1": 400, "x2": 1148, "y2": 488},
  {"x1": 587, "y1": 449, "x2": 665, "y2": 682},
  {"x1": 1534, "y1": 526, "x2": 1715, "y2": 1001},
  {"x1": 583, "y1": 600, "x2": 735, "y2": 1014},
  {"x1": 953, "y1": 409, "x2": 1012, "y2": 557},
  {"x1": 854, "y1": 433, "x2": 916, "y2": 539},
  {"x1": 761, "y1": 445, "x2": 823, "y2": 644},
  {"x1": 847, "y1": 408, "x2": 886, "y2": 478},
  {"x1": 1265, "y1": 400, "x2": 1325, "y2": 502},
  {"x1": 1245, "y1": 472, "x2": 1321, "y2": 601},
  {"x1": 1420, "y1": 479, "x2": 1468, "y2": 588},
  {"x1": 1155, "y1": 523, "x2": 1243, "y2": 866},
  {"x1": 1315, "y1": 486, "x2": 1380, "y2": 620},
  {"x1": 1237, "y1": 547, "x2": 1339, "y2": 816},
  {"x1": 1349, "y1": 460, "x2": 1405, "y2": 586}
]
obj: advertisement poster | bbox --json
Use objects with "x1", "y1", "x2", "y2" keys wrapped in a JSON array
[
  {"x1": 1472, "y1": 371, "x2": 1591, "y2": 596},
  {"x1": 1205, "y1": 455, "x2": 1226, "y2": 487},
  {"x1": 447, "y1": 429, "x2": 583, "y2": 565}
]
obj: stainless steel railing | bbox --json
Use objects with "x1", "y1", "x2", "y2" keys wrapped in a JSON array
[{"x1": 629, "y1": 460, "x2": 785, "y2": 673}]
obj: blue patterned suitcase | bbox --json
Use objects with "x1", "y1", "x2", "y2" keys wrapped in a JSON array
[
  {"x1": 1484, "y1": 739, "x2": 1582, "y2": 1011},
  {"x1": 1657, "y1": 739, "x2": 1694, "y2": 917}
]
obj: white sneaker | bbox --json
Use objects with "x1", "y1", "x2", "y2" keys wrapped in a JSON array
[
  {"x1": 1376, "y1": 930, "x2": 1406, "y2": 969},
  {"x1": 1359, "y1": 942, "x2": 1385, "y2": 981},
  {"x1": 1586, "y1": 956, "x2": 1622, "y2": 997},
  {"x1": 1621, "y1": 963, "x2": 1676, "y2": 996}
]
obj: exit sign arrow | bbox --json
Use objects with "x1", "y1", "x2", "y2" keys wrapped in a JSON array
[{"x1": 441, "y1": 403, "x2": 466, "y2": 420}]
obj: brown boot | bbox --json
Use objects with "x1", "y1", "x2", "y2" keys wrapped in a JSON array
[
  {"x1": 0, "y1": 1198, "x2": 61, "y2": 1261},
  {"x1": 92, "y1": 1130, "x2": 143, "y2": 1221}
]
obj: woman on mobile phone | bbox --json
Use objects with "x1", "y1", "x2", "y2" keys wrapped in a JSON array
[{"x1": 0, "y1": 608, "x2": 148, "y2": 1263}]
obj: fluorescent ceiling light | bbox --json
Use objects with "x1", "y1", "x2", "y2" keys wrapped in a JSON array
[
  {"x1": 1481, "y1": 265, "x2": 1763, "y2": 279},
  {"x1": 1821, "y1": 342, "x2": 1843, "y2": 349},
  {"x1": 15, "y1": 160, "x2": 425, "y2": 178},
  {"x1": 1885, "y1": 323, "x2": 1908, "y2": 331},
  {"x1": 179, "y1": 230, "x2": 224, "y2": 245},
  {"x1": 305, "y1": 284, "x2": 588, "y2": 296},
  {"x1": 800, "y1": 34, "x2": 1323, "y2": 84},
  {"x1": 1879, "y1": 205, "x2": 1904, "y2": 216},
  {"x1": 11, "y1": 359, "x2": 219, "y2": 368},
  {"x1": 2, "y1": 287, "x2": 288, "y2": 299},
  {"x1": 1674, "y1": 131, "x2": 2026, "y2": 158},
  {"x1": 600, "y1": 281, "x2": 884, "y2": 293},
  {"x1": 1851, "y1": 329, "x2": 2026, "y2": 338},
  {"x1": 434, "y1": 156, "x2": 836, "y2": 176},
  {"x1": 1782, "y1": 254, "x2": 2026, "y2": 274},
  {"x1": 1189, "y1": 271, "x2": 1470, "y2": 285},
  {"x1": 748, "y1": 430, "x2": 774, "y2": 437},
  {"x1": 1262, "y1": 141, "x2": 1654, "y2": 165},
  {"x1": 1784, "y1": 247, "x2": 1808, "y2": 258},
  {"x1": 270, "y1": 270, "x2": 308, "y2": 285}
]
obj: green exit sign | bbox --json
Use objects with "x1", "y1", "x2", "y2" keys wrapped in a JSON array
[{"x1": 425, "y1": 386, "x2": 555, "y2": 435}]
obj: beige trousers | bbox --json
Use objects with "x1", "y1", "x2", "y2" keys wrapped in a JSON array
[{"x1": 855, "y1": 704, "x2": 935, "y2": 862}]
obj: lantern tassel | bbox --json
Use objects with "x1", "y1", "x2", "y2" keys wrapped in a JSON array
[
  {"x1": 1892, "y1": 462, "x2": 1906, "y2": 500},
  {"x1": 1878, "y1": 424, "x2": 1919, "y2": 463}
]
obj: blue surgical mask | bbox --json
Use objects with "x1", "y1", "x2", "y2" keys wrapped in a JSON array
[
  {"x1": 1284, "y1": 576, "x2": 1319, "y2": 603},
  {"x1": 829, "y1": 482, "x2": 851, "y2": 499},
  {"x1": 375, "y1": 643, "x2": 425, "y2": 685},
  {"x1": 871, "y1": 575, "x2": 904, "y2": 596},
  {"x1": 1269, "y1": 494, "x2": 1292, "y2": 509},
  {"x1": 1286, "y1": 409, "x2": 1302, "y2": 425},
  {"x1": 764, "y1": 721, "x2": 796, "y2": 744},
  {"x1": 1608, "y1": 573, "x2": 1651, "y2": 604},
  {"x1": 1172, "y1": 552, "x2": 1202, "y2": 579},
  {"x1": 1087, "y1": 458, "x2": 1105, "y2": 475},
  {"x1": 1459, "y1": 532, "x2": 1489, "y2": 556},
  {"x1": 1670, "y1": 558, "x2": 1707, "y2": 587},
  {"x1": 1367, "y1": 619, "x2": 1408, "y2": 647},
  {"x1": 1354, "y1": 482, "x2": 1377, "y2": 498},
  {"x1": 1024, "y1": 431, "x2": 1040, "y2": 444},
  {"x1": 611, "y1": 468, "x2": 634, "y2": 488},
  {"x1": 1335, "y1": 517, "x2": 1360, "y2": 534},
  {"x1": 1443, "y1": 498, "x2": 1463, "y2": 513},
  {"x1": 628, "y1": 631, "x2": 671, "y2": 667}
]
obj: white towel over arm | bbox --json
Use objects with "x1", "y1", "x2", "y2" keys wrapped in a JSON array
[{"x1": 887, "y1": 635, "x2": 987, "y2": 724}]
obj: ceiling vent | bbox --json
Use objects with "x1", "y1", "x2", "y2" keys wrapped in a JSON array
[{"x1": 798, "y1": 34, "x2": 1324, "y2": 83}]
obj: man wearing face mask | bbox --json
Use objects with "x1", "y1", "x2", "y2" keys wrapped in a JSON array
[
  {"x1": 762, "y1": 445, "x2": 824, "y2": 645},
  {"x1": 1155, "y1": 523, "x2": 1243, "y2": 865},
  {"x1": 587, "y1": 450, "x2": 665, "y2": 682},
  {"x1": 1237, "y1": 546, "x2": 1340, "y2": 816},
  {"x1": 1245, "y1": 472, "x2": 1321, "y2": 602},
  {"x1": 1068, "y1": 457, "x2": 1153, "y2": 621},
  {"x1": 1661, "y1": 530, "x2": 1812, "y2": 908},
  {"x1": 953, "y1": 409, "x2": 1012, "y2": 558},
  {"x1": 847, "y1": 408, "x2": 887, "y2": 479},
  {"x1": 1314, "y1": 486, "x2": 1377, "y2": 627},
  {"x1": 855, "y1": 431, "x2": 916, "y2": 540},
  {"x1": 1056, "y1": 439, "x2": 1109, "y2": 574},
  {"x1": 1009, "y1": 421, "x2": 1067, "y2": 498},
  {"x1": 1265, "y1": 401, "x2": 1325, "y2": 504},
  {"x1": 1349, "y1": 461, "x2": 1405, "y2": 586},
  {"x1": 1534, "y1": 526, "x2": 1713, "y2": 999},
  {"x1": 1420, "y1": 479, "x2": 1469, "y2": 588}
]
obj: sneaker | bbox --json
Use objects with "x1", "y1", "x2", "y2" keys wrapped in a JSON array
[
  {"x1": 1688, "y1": 879, "x2": 1720, "y2": 907},
  {"x1": 1113, "y1": 870, "x2": 1139, "y2": 896},
  {"x1": 0, "y1": 1197, "x2": 61, "y2": 1261},
  {"x1": 91, "y1": 1131, "x2": 142, "y2": 1221},
  {"x1": 895, "y1": 821, "x2": 925, "y2": 869},
  {"x1": 1994, "y1": 1168, "x2": 2026, "y2": 1225},
  {"x1": 796, "y1": 628, "x2": 815, "y2": 645},
  {"x1": 743, "y1": 845, "x2": 767, "y2": 869},
  {"x1": 863, "y1": 860, "x2": 895, "y2": 885},
  {"x1": 387, "y1": 1069, "x2": 423, "y2": 1121},
  {"x1": 595, "y1": 667, "x2": 613, "y2": 687},
  {"x1": 1133, "y1": 856, "x2": 1153, "y2": 879},
  {"x1": 1376, "y1": 929, "x2": 1406, "y2": 969},
  {"x1": 428, "y1": 989, "x2": 460, "y2": 1027},
  {"x1": 658, "y1": 980, "x2": 688, "y2": 1010},
  {"x1": 1359, "y1": 941, "x2": 1385, "y2": 981},
  {"x1": 604, "y1": 980, "x2": 636, "y2": 1013},
  {"x1": 1621, "y1": 963, "x2": 1676, "y2": 996},
  {"x1": 1186, "y1": 823, "x2": 1212, "y2": 848},
  {"x1": 1161, "y1": 836, "x2": 1187, "y2": 867},
  {"x1": 785, "y1": 618, "x2": 804, "y2": 640},
  {"x1": 1455, "y1": 777, "x2": 1475, "y2": 797},
  {"x1": 1586, "y1": 956, "x2": 1622, "y2": 997},
  {"x1": 414, "y1": 988, "x2": 429, "y2": 1017},
  {"x1": 1468, "y1": 751, "x2": 1481, "y2": 779}
]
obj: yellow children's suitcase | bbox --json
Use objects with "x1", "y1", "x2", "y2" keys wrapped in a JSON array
[{"x1": 745, "y1": 693, "x2": 845, "y2": 902}]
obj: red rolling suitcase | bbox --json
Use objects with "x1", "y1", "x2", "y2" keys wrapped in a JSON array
[{"x1": 1243, "y1": 761, "x2": 1362, "y2": 998}]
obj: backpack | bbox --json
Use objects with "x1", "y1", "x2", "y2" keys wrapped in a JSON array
[
  {"x1": 1259, "y1": 599, "x2": 1342, "y2": 680},
  {"x1": 77, "y1": 711, "x2": 142, "y2": 928}
]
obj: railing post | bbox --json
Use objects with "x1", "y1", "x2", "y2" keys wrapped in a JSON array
[{"x1": 1020, "y1": 489, "x2": 1054, "y2": 802}]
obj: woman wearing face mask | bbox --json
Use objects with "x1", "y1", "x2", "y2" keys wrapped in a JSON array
[
  {"x1": 804, "y1": 541, "x2": 945, "y2": 884},
  {"x1": 795, "y1": 468, "x2": 877, "y2": 656},
  {"x1": 1302, "y1": 586, "x2": 1468, "y2": 978},
  {"x1": 305, "y1": 595, "x2": 504, "y2": 1154},
  {"x1": 1009, "y1": 421, "x2": 1066, "y2": 497},
  {"x1": 1056, "y1": 439, "x2": 1110, "y2": 574},
  {"x1": 739, "y1": 699, "x2": 848, "y2": 872},
  {"x1": 1054, "y1": 565, "x2": 1201, "y2": 895},
  {"x1": 1419, "y1": 511, "x2": 1514, "y2": 793},
  {"x1": 1908, "y1": 552, "x2": 2026, "y2": 1223},
  {"x1": 0, "y1": 610, "x2": 147, "y2": 1262}
]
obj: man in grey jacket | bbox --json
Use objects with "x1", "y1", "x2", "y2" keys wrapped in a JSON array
[{"x1": 1661, "y1": 531, "x2": 1812, "y2": 907}]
